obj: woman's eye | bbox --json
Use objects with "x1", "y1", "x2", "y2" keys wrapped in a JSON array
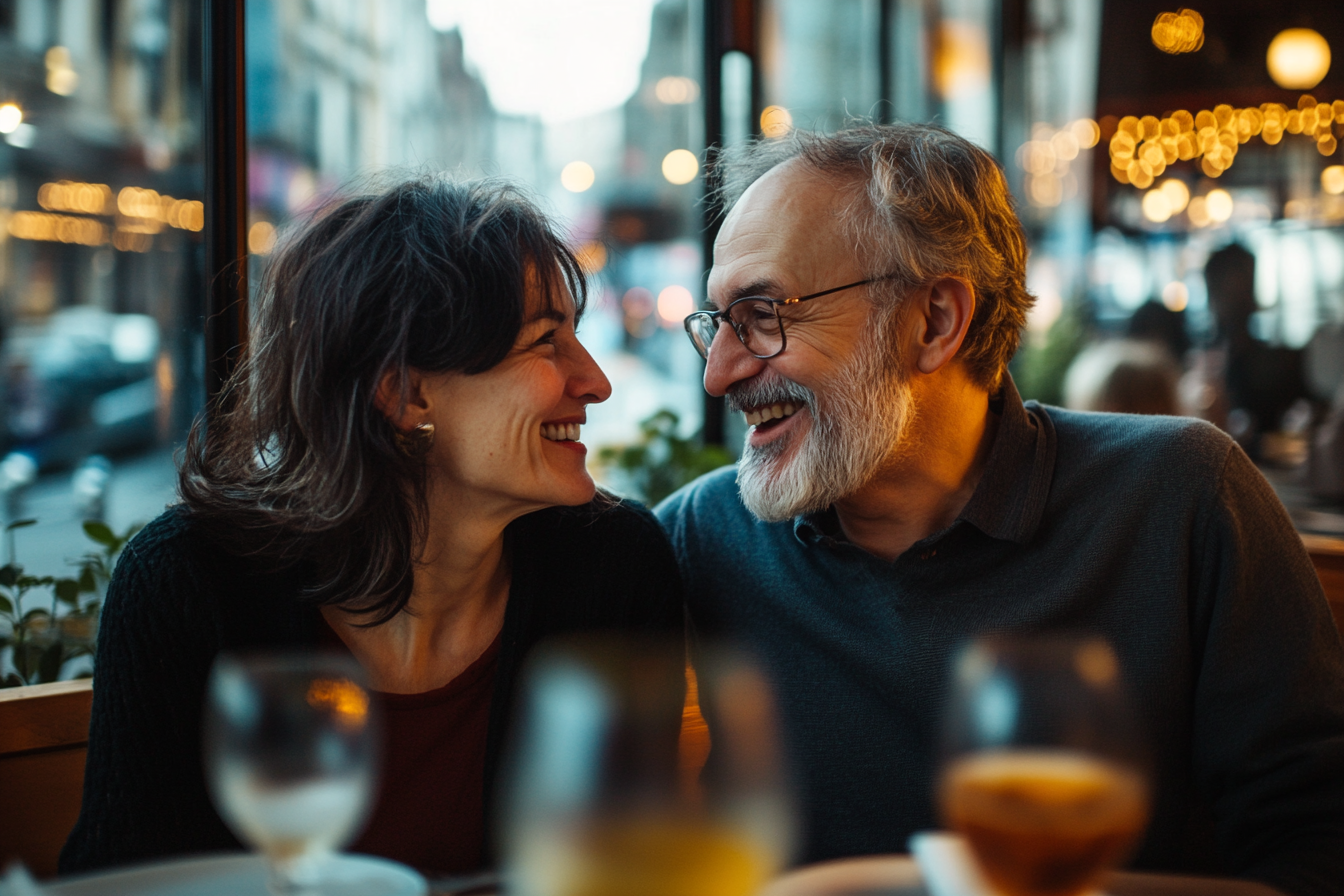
[{"x1": 533, "y1": 329, "x2": 559, "y2": 348}]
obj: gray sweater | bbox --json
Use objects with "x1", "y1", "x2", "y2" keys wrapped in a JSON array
[{"x1": 656, "y1": 379, "x2": 1344, "y2": 896}]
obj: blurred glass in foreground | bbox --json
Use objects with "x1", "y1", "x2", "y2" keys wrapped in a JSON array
[
  {"x1": 205, "y1": 653, "x2": 380, "y2": 895},
  {"x1": 939, "y1": 635, "x2": 1150, "y2": 896},
  {"x1": 501, "y1": 637, "x2": 793, "y2": 896}
]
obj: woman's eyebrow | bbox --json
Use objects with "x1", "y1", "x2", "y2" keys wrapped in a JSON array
[{"x1": 524, "y1": 309, "x2": 568, "y2": 325}]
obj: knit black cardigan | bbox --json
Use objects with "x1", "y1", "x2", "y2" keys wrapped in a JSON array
[{"x1": 60, "y1": 498, "x2": 684, "y2": 874}]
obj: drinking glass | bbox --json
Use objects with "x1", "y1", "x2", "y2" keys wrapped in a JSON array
[
  {"x1": 499, "y1": 636, "x2": 794, "y2": 896},
  {"x1": 938, "y1": 635, "x2": 1150, "y2": 896},
  {"x1": 204, "y1": 652, "x2": 379, "y2": 894}
]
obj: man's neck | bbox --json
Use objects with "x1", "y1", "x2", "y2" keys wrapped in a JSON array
[{"x1": 833, "y1": 375, "x2": 995, "y2": 562}]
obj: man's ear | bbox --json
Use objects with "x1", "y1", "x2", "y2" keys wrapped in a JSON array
[
  {"x1": 374, "y1": 367, "x2": 430, "y2": 429},
  {"x1": 911, "y1": 277, "x2": 975, "y2": 375}
]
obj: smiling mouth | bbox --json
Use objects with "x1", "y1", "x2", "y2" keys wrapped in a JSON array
[
  {"x1": 743, "y1": 402, "x2": 801, "y2": 429},
  {"x1": 542, "y1": 423, "x2": 582, "y2": 442}
]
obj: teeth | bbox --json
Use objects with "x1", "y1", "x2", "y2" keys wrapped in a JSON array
[
  {"x1": 542, "y1": 423, "x2": 582, "y2": 441},
  {"x1": 743, "y1": 403, "x2": 801, "y2": 428}
]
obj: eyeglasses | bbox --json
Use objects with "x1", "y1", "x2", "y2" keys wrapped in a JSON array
[{"x1": 683, "y1": 278, "x2": 878, "y2": 360}]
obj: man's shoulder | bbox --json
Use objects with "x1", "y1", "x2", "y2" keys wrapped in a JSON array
[
  {"x1": 1043, "y1": 406, "x2": 1234, "y2": 485},
  {"x1": 655, "y1": 464, "x2": 749, "y2": 532}
]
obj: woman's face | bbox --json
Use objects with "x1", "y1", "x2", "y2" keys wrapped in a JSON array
[{"x1": 421, "y1": 282, "x2": 611, "y2": 516}]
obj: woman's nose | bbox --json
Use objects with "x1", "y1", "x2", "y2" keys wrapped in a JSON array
[{"x1": 568, "y1": 338, "x2": 613, "y2": 404}]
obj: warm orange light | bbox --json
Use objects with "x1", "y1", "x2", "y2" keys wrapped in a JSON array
[
  {"x1": 248, "y1": 221, "x2": 277, "y2": 255},
  {"x1": 8, "y1": 210, "x2": 108, "y2": 246},
  {"x1": 306, "y1": 678, "x2": 370, "y2": 730},
  {"x1": 1161, "y1": 281, "x2": 1189, "y2": 312},
  {"x1": 574, "y1": 240, "x2": 607, "y2": 274},
  {"x1": 1142, "y1": 190, "x2": 1173, "y2": 223},
  {"x1": 1159, "y1": 178, "x2": 1190, "y2": 213},
  {"x1": 1205, "y1": 189, "x2": 1233, "y2": 222},
  {"x1": 1323, "y1": 165, "x2": 1344, "y2": 195},
  {"x1": 1151, "y1": 9, "x2": 1204, "y2": 54},
  {"x1": 760, "y1": 106, "x2": 793, "y2": 139},
  {"x1": 39, "y1": 181, "x2": 114, "y2": 215},
  {"x1": 1267, "y1": 29, "x2": 1331, "y2": 90}
]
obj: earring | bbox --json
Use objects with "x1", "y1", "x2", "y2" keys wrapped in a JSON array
[{"x1": 394, "y1": 422, "x2": 436, "y2": 458}]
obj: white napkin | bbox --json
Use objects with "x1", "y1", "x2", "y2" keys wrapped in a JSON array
[
  {"x1": 908, "y1": 831, "x2": 995, "y2": 896},
  {"x1": 909, "y1": 833, "x2": 1108, "y2": 896}
]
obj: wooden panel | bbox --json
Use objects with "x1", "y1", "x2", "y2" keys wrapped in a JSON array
[
  {"x1": 0, "y1": 746, "x2": 88, "y2": 878},
  {"x1": 0, "y1": 679, "x2": 93, "y2": 754},
  {"x1": 1303, "y1": 534, "x2": 1344, "y2": 639},
  {"x1": 0, "y1": 680, "x2": 93, "y2": 878}
]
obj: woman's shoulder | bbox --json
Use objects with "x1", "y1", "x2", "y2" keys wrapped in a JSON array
[{"x1": 518, "y1": 492, "x2": 669, "y2": 554}]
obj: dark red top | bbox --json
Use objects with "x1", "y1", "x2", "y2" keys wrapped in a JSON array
[{"x1": 323, "y1": 621, "x2": 500, "y2": 876}]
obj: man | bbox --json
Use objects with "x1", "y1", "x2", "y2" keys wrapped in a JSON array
[{"x1": 655, "y1": 123, "x2": 1344, "y2": 896}]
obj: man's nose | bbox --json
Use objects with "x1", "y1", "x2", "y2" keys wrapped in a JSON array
[{"x1": 702, "y1": 324, "x2": 767, "y2": 397}]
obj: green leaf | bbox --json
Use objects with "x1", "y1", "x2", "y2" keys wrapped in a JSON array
[
  {"x1": 38, "y1": 641, "x2": 64, "y2": 683},
  {"x1": 2, "y1": 673, "x2": 24, "y2": 689},
  {"x1": 82, "y1": 520, "x2": 117, "y2": 547},
  {"x1": 4, "y1": 518, "x2": 37, "y2": 532},
  {"x1": 54, "y1": 578, "x2": 80, "y2": 606},
  {"x1": 0, "y1": 565, "x2": 17, "y2": 588},
  {"x1": 0, "y1": 594, "x2": 12, "y2": 615},
  {"x1": 78, "y1": 565, "x2": 97, "y2": 592}
]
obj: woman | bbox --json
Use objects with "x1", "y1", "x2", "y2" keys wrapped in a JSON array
[{"x1": 60, "y1": 178, "x2": 683, "y2": 876}]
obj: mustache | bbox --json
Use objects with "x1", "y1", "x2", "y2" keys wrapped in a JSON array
[{"x1": 725, "y1": 375, "x2": 814, "y2": 414}]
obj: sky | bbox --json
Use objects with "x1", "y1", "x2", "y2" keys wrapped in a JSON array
[{"x1": 425, "y1": 0, "x2": 659, "y2": 123}]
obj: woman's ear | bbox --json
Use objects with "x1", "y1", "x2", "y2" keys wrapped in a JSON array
[{"x1": 374, "y1": 368, "x2": 430, "y2": 429}]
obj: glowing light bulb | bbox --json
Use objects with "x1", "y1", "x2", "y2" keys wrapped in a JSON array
[
  {"x1": 1267, "y1": 29, "x2": 1331, "y2": 90},
  {"x1": 1205, "y1": 189, "x2": 1233, "y2": 223}
]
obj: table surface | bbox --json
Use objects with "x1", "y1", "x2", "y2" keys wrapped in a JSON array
[{"x1": 760, "y1": 855, "x2": 1285, "y2": 896}]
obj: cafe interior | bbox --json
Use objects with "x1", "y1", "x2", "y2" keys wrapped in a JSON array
[{"x1": 1, "y1": 1, "x2": 1343, "y2": 895}]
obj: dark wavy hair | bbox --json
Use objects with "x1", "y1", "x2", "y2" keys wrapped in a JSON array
[{"x1": 179, "y1": 177, "x2": 587, "y2": 623}]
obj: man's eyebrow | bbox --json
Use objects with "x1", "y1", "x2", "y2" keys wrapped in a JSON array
[{"x1": 712, "y1": 278, "x2": 782, "y2": 308}]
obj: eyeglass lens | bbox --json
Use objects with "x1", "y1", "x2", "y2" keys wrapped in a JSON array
[{"x1": 687, "y1": 299, "x2": 783, "y2": 359}]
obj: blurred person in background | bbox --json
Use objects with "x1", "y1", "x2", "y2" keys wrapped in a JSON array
[
  {"x1": 1063, "y1": 340, "x2": 1181, "y2": 416},
  {"x1": 61, "y1": 178, "x2": 683, "y2": 877},
  {"x1": 1203, "y1": 243, "x2": 1309, "y2": 452},
  {"x1": 658, "y1": 122, "x2": 1344, "y2": 896}
]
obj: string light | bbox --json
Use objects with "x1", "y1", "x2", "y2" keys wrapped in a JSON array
[
  {"x1": 1015, "y1": 119, "x2": 1100, "y2": 208},
  {"x1": 1108, "y1": 94, "x2": 1344, "y2": 186},
  {"x1": 1151, "y1": 9, "x2": 1204, "y2": 55}
]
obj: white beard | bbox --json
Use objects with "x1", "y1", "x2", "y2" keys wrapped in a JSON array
[{"x1": 733, "y1": 329, "x2": 913, "y2": 523}]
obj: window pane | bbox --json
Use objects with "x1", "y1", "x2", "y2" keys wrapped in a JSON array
[
  {"x1": 1, "y1": 0, "x2": 203, "y2": 656},
  {"x1": 246, "y1": 0, "x2": 708, "y2": 462}
]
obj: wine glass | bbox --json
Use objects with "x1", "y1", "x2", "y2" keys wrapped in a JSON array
[
  {"x1": 499, "y1": 635, "x2": 794, "y2": 896},
  {"x1": 938, "y1": 634, "x2": 1150, "y2": 896},
  {"x1": 204, "y1": 652, "x2": 379, "y2": 894}
]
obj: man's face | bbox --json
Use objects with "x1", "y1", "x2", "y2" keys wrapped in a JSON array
[{"x1": 705, "y1": 160, "x2": 913, "y2": 522}]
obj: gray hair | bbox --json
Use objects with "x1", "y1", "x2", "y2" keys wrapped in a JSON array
[{"x1": 711, "y1": 121, "x2": 1034, "y2": 391}]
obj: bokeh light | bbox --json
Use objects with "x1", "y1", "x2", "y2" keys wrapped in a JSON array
[
  {"x1": 560, "y1": 161, "x2": 596, "y2": 193},
  {"x1": 1161, "y1": 281, "x2": 1189, "y2": 312},
  {"x1": 1267, "y1": 29, "x2": 1331, "y2": 90},
  {"x1": 1158, "y1": 178, "x2": 1190, "y2": 213},
  {"x1": 0, "y1": 103, "x2": 22, "y2": 133},
  {"x1": 760, "y1": 105, "x2": 793, "y2": 138},
  {"x1": 1186, "y1": 196, "x2": 1210, "y2": 227},
  {"x1": 654, "y1": 76, "x2": 699, "y2": 104},
  {"x1": 656, "y1": 285, "x2": 694, "y2": 326},
  {"x1": 248, "y1": 221, "x2": 277, "y2": 255},
  {"x1": 1151, "y1": 9, "x2": 1204, "y2": 55},
  {"x1": 1142, "y1": 190, "x2": 1173, "y2": 223},
  {"x1": 661, "y1": 149, "x2": 699, "y2": 185},
  {"x1": 1205, "y1": 188, "x2": 1233, "y2": 223},
  {"x1": 1323, "y1": 165, "x2": 1344, "y2": 196}
]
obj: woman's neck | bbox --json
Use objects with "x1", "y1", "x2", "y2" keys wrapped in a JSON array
[{"x1": 322, "y1": 482, "x2": 519, "y2": 694}]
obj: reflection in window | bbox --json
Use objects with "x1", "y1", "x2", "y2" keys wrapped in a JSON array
[
  {"x1": 246, "y1": 0, "x2": 707, "y2": 459},
  {"x1": 1, "y1": 2, "x2": 203, "y2": 593}
]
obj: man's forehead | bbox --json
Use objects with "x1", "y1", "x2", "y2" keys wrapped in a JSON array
[{"x1": 710, "y1": 160, "x2": 857, "y2": 301}]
